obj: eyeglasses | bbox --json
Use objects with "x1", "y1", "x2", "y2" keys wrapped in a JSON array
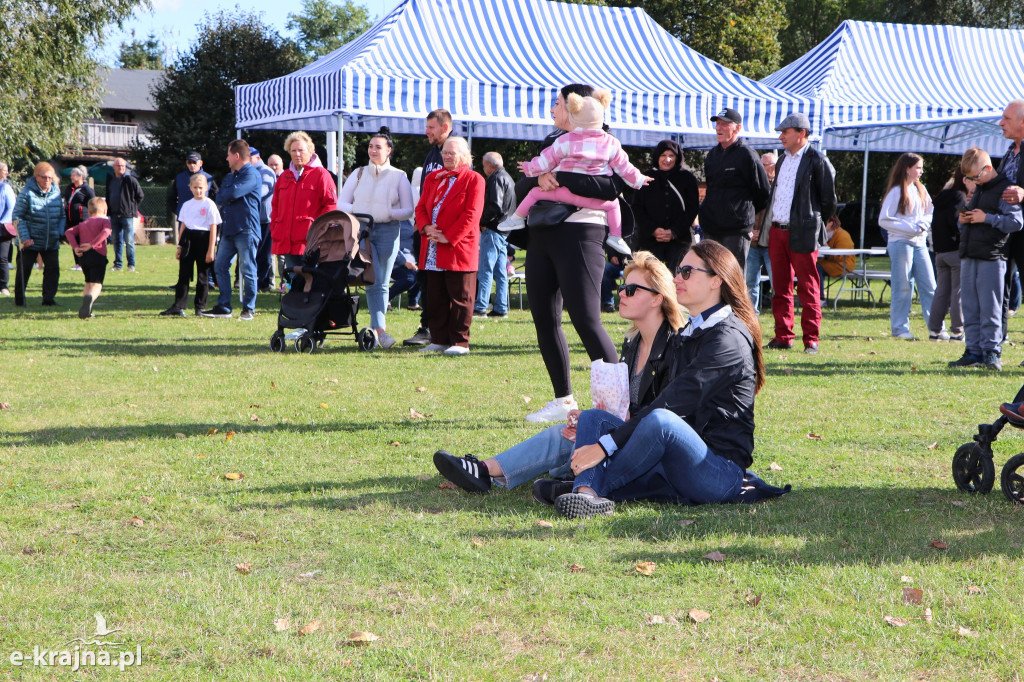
[
  {"x1": 965, "y1": 166, "x2": 988, "y2": 182},
  {"x1": 617, "y1": 283, "x2": 659, "y2": 297},
  {"x1": 675, "y1": 264, "x2": 715, "y2": 280}
]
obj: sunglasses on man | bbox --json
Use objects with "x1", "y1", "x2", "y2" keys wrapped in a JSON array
[{"x1": 675, "y1": 264, "x2": 715, "y2": 280}]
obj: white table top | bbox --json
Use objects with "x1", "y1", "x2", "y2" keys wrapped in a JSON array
[{"x1": 818, "y1": 247, "x2": 888, "y2": 256}]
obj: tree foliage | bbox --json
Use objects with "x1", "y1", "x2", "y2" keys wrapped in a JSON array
[
  {"x1": 118, "y1": 31, "x2": 164, "y2": 70},
  {"x1": 0, "y1": 0, "x2": 146, "y2": 170},
  {"x1": 287, "y1": 0, "x2": 373, "y2": 62},
  {"x1": 134, "y1": 10, "x2": 306, "y2": 184}
]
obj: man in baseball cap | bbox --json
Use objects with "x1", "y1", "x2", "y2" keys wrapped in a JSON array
[
  {"x1": 169, "y1": 151, "x2": 218, "y2": 219},
  {"x1": 698, "y1": 107, "x2": 771, "y2": 272}
]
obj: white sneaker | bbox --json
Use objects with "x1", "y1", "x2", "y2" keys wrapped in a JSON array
[
  {"x1": 443, "y1": 345, "x2": 470, "y2": 356},
  {"x1": 419, "y1": 343, "x2": 449, "y2": 353},
  {"x1": 526, "y1": 397, "x2": 578, "y2": 423},
  {"x1": 605, "y1": 235, "x2": 632, "y2": 255},
  {"x1": 378, "y1": 331, "x2": 397, "y2": 349},
  {"x1": 929, "y1": 330, "x2": 950, "y2": 341},
  {"x1": 497, "y1": 214, "x2": 526, "y2": 233},
  {"x1": 893, "y1": 332, "x2": 915, "y2": 340}
]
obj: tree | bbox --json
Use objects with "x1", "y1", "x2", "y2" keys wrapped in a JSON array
[
  {"x1": 118, "y1": 31, "x2": 164, "y2": 70},
  {"x1": 134, "y1": 10, "x2": 306, "y2": 184},
  {"x1": 0, "y1": 0, "x2": 146, "y2": 169},
  {"x1": 287, "y1": 0, "x2": 373, "y2": 62}
]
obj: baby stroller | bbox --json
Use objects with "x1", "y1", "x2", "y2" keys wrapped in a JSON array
[
  {"x1": 951, "y1": 385, "x2": 1024, "y2": 504},
  {"x1": 268, "y1": 210, "x2": 379, "y2": 353}
]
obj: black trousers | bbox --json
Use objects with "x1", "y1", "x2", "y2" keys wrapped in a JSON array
[
  {"x1": 15, "y1": 247, "x2": 60, "y2": 304},
  {"x1": 173, "y1": 230, "x2": 212, "y2": 311},
  {"x1": 526, "y1": 220, "x2": 618, "y2": 398},
  {"x1": 255, "y1": 221, "x2": 274, "y2": 288},
  {"x1": 0, "y1": 239, "x2": 11, "y2": 290}
]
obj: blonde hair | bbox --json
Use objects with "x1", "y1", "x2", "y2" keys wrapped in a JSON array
[
  {"x1": 33, "y1": 162, "x2": 55, "y2": 178},
  {"x1": 960, "y1": 147, "x2": 991, "y2": 177},
  {"x1": 284, "y1": 131, "x2": 314, "y2": 153},
  {"x1": 622, "y1": 251, "x2": 685, "y2": 340},
  {"x1": 189, "y1": 173, "x2": 208, "y2": 187},
  {"x1": 87, "y1": 197, "x2": 107, "y2": 215}
]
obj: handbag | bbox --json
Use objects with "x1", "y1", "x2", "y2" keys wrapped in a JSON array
[{"x1": 527, "y1": 201, "x2": 575, "y2": 229}]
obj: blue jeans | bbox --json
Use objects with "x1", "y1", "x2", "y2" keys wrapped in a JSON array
[
  {"x1": 745, "y1": 245, "x2": 772, "y2": 311},
  {"x1": 491, "y1": 409, "x2": 619, "y2": 489},
  {"x1": 601, "y1": 261, "x2": 624, "y2": 308},
  {"x1": 389, "y1": 257, "x2": 418, "y2": 303},
  {"x1": 109, "y1": 216, "x2": 134, "y2": 268},
  {"x1": 575, "y1": 409, "x2": 744, "y2": 504},
  {"x1": 366, "y1": 220, "x2": 401, "y2": 330},
  {"x1": 961, "y1": 257, "x2": 1006, "y2": 355},
  {"x1": 887, "y1": 240, "x2": 935, "y2": 336},
  {"x1": 215, "y1": 232, "x2": 258, "y2": 311},
  {"x1": 475, "y1": 228, "x2": 509, "y2": 314}
]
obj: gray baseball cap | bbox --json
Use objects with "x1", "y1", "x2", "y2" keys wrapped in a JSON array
[{"x1": 775, "y1": 113, "x2": 812, "y2": 132}]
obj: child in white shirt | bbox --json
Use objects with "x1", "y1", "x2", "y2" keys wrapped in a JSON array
[{"x1": 160, "y1": 174, "x2": 221, "y2": 316}]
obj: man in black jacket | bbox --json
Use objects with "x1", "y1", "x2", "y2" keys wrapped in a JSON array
[
  {"x1": 105, "y1": 158, "x2": 144, "y2": 272},
  {"x1": 698, "y1": 108, "x2": 771, "y2": 271},
  {"x1": 474, "y1": 152, "x2": 517, "y2": 319},
  {"x1": 996, "y1": 100, "x2": 1024, "y2": 340},
  {"x1": 760, "y1": 113, "x2": 836, "y2": 355}
]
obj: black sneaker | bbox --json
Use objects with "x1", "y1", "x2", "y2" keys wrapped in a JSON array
[
  {"x1": 765, "y1": 339, "x2": 793, "y2": 350},
  {"x1": 984, "y1": 351, "x2": 1002, "y2": 371},
  {"x1": 432, "y1": 450, "x2": 491, "y2": 494},
  {"x1": 41, "y1": 300, "x2": 57, "y2": 307},
  {"x1": 554, "y1": 492, "x2": 615, "y2": 519},
  {"x1": 601, "y1": 305, "x2": 617, "y2": 314},
  {"x1": 532, "y1": 479, "x2": 574, "y2": 506},
  {"x1": 948, "y1": 352, "x2": 983, "y2": 368},
  {"x1": 201, "y1": 305, "x2": 232, "y2": 318},
  {"x1": 472, "y1": 310, "x2": 488, "y2": 319},
  {"x1": 239, "y1": 309, "x2": 255, "y2": 321},
  {"x1": 159, "y1": 307, "x2": 185, "y2": 317},
  {"x1": 79, "y1": 295, "x2": 94, "y2": 319},
  {"x1": 486, "y1": 310, "x2": 508, "y2": 319},
  {"x1": 403, "y1": 327, "x2": 431, "y2": 346}
]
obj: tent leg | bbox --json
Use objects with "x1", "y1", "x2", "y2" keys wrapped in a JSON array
[
  {"x1": 337, "y1": 113, "x2": 345, "y2": 194},
  {"x1": 327, "y1": 133, "x2": 337, "y2": 180},
  {"x1": 860, "y1": 147, "x2": 870, "y2": 249}
]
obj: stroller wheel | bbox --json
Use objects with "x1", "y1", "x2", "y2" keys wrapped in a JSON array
[
  {"x1": 295, "y1": 335, "x2": 315, "y2": 354},
  {"x1": 1000, "y1": 453, "x2": 1024, "y2": 504},
  {"x1": 269, "y1": 331, "x2": 286, "y2": 353},
  {"x1": 357, "y1": 327, "x2": 378, "y2": 351},
  {"x1": 952, "y1": 442, "x2": 995, "y2": 494}
]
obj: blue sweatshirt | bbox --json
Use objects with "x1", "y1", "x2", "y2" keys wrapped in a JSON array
[{"x1": 216, "y1": 163, "x2": 261, "y2": 238}]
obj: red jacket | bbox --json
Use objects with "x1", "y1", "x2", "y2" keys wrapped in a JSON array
[
  {"x1": 415, "y1": 169, "x2": 485, "y2": 272},
  {"x1": 270, "y1": 166, "x2": 337, "y2": 256}
]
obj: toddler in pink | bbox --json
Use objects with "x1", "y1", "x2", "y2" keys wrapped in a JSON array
[{"x1": 499, "y1": 90, "x2": 651, "y2": 254}]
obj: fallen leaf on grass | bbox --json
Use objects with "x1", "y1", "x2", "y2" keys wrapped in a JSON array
[
  {"x1": 927, "y1": 441, "x2": 939, "y2": 450},
  {"x1": 152, "y1": 366, "x2": 159, "y2": 372},
  {"x1": 569, "y1": 564, "x2": 584, "y2": 573},
  {"x1": 807, "y1": 433, "x2": 823, "y2": 441},
  {"x1": 0, "y1": 402, "x2": 10, "y2": 410},
  {"x1": 208, "y1": 427, "x2": 219, "y2": 436},
  {"x1": 323, "y1": 378, "x2": 339, "y2": 384},
  {"x1": 319, "y1": 403, "x2": 329, "y2": 409},
  {"x1": 951, "y1": 500, "x2": 965, "y2": 507},
  {"x1": 902, "y1": 587, "x2": 923, "y2": 604},
  {"x1": 646, "y1": 615, "x2": 667, "y2": 625},
  {"x1": 225, "y1": 430, "x2": 236, "y2": 441},
  {"x1": 415, "y1": 386, "x2": 427, "y2": 392},
  {"x1": 250, "y1": 414, "x2": 261, "y2": 422},
  {"x1": 967, "y1": 585, "x2": 982, "y2": 595},
  {"x1": 635, "y1": 561, "x2": 656, "y2": 576},
  {"x1": 745, "y1": 594, "x2": 762, "y2": 607},
  {"x1": 782, "y1": 368, "x2": 793, "y2": 375},
  {"x1": 869, "y1": 350, "x2": 877, "y2": 355},
  {"x1": 235, "y1": 562, "x2": 252, "y2": 575},
  {"x1": 523, "y1": 674, "x2": 548, "y2": 682},
  {"x1": 536, "y1": 520, "x2": 554, "y2": 528},
  {"x1": 884, "y1": 615, "x2": 909, "y2": 627},
  {"x1": 924, "y1": 608, "x2": 933, "y2": 623},
  {"x1": 127, "y1": 516, "x2": 144, "y2": 527},
  {"x1": 930, "y1": 540, "x2": 948, "y2": 550},
  {"x1": 415, "y1": 474, "x2": 431, "y2": 481},
  {"x1": 687, "y1": 609, "x2": 711, "y2": 623},
  {"x1": 298, "y1": 620, "x2": 321, "y2": 636},
  {"x1": 439, "y1": 481, "x2": 457, "y2": 490},
  {"x1": 470, "y1": 538, "x2": 484, "y2": 547},
  {"x1": 196, "y1": 454, "x2": 207, "y2": 459},
  {"x1": 224, "y1": 472, "x2": 245, "y2": 481},
  {"x1": 703, "y1": 551, "x2": 726, "y2": 562},
  {"x1": 410, "y1": 408, "x2": 433, "y2": 419},
  {"x1": 273, "y1": 618, "x2": 290, "y2": 632},
  {"x1": 900, "y1": 575, "x2": 914, "y2": 583},
  {"x1": 22, "y1": 547, "x2": 36, "y2": 555},
  {"x1": 521, "y1": 395, "x2": 532, "y2": 404},
  {"x1": 141, "y1": 496, "x2": 155, "y2": 504},
  {"x1": 249, "y1": 404, "x2": 261, "y2": 409},
  {"x1": 298, "y1": 570, "x2": 321, "y2": 579},
  {"x1": 910, "y1": 366, "x2": 918, "y2": 371},
  {"x1": 175, "y1": 433, "x2": 187, "y2": 439},
  {"x1": 270, "y1": 381, "x2": 277, "y2": 389},
  {"x1": 347, "y1": 631, "x2": 378, "y2": 645},
  {"x1": 769, "y1": 461, "x2": 783, "y2": 471},
  {"x1": 679, "y1": 519, "x2": 695, "y2": 527},
  {"x1": 957, "y1": 625, "x2": 980, "y2": 638}
]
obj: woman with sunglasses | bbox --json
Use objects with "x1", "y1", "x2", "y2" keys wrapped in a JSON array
[
  {"x1": 432, "y1": 251, "x2": 684, "y2": 496},
  {"x1": 553, "y1": 240, "x2": 788, "y2": 519}
]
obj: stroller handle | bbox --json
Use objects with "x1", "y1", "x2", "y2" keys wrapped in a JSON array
[{"x1": 352, "y1": 212, "x2": 374, "y2": 241}]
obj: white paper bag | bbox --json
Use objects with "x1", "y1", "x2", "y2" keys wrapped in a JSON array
[{"x1": 590, "y1": 359, "x2": 629, "y2": 420}]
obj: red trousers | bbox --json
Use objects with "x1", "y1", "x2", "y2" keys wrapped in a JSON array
[
  {"x1": 426, "y1": 270, "x2": 476, "y2": 347},
  {"x1": 768, "y1": 225, "x2": 821, "y2": 346}
]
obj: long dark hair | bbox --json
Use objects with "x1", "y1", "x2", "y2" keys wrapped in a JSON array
[{"x1": 688, "y1": 240, "x2": 765, "y2": 394}]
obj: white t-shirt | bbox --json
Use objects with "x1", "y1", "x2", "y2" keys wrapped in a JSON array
[{"x1": 177, "y1": 197, "x2": 222, "y2": 232}]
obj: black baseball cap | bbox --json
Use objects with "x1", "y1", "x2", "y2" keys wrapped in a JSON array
[{"x1": 711, "y1": 108, "x2": 742, "y2": 125}]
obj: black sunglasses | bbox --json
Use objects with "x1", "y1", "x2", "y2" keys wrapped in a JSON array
[
  {"x1": 676, "y1": 264, "x2": 715, "y2": 280},
  {"x1": 617, "y1": 283, "x2": 659, "y2": 297}
]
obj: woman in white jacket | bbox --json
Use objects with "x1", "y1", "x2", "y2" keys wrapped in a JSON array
[
  {"x1": 879, "y1": 153, "x2": 936, "y2": 339},
  {"x1": 339, "y1": 127, "x2": 414, "y2": 348}
]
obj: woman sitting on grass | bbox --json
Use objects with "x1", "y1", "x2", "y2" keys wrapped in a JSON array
[
  {"x1": 554, "y1": 240, "x2": 789, "y2": 519},
  {"x1": 432, "y1": 251, "x2": 684, "y2": 500}
]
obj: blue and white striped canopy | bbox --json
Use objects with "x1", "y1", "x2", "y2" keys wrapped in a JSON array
[
  {"x1": 235, "y1": 0, "x2": 816, "y2": 148},
  {"x1": 763, "y1": 20, "x2": 1020, "y2": 155}
]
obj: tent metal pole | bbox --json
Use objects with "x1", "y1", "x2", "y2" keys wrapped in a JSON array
[
  {"x1": 860, "y1": 145, "x2": 870, "y2": 249},
  {"x1": 327, "y1": 132, "x2": 337, "y2": 180},
  {"x1": 337, "y1": 113, "x2": 345, "y2": 194}
]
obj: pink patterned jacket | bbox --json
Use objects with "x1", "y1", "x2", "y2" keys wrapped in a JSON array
[{"x1": 520, "y1": 128, "x2": 646, "y2": 189}]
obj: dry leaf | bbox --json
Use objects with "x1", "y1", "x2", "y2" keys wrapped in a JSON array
[
  {"x1": 869, "y1": 350, "x2": 877, "y2": 355},
  {"x1": 319, "y1": 403, "x2": 329, "y2": 409},
  {"x1": 927, "y1": 441, "x2": 939, "y2": 450},
  {"x1": 783, "y1": 368, "x2": 793, "y2": 375},
  {"x1": 410, "y1": 408, "x2": 432, "y2": 419},
  {"x1": 141, "y1": 496, "x2": 155, "y2": 504},
  {"x1": 273, "y1": 618, "x2": 290, "y2": 632},
  {"x1": 521, "y1": 395, "x2": 532, "y2": 404},
  {"x1": 769, "y1": 461, "x2": 783, "y2": 471},
  {"x1": 196, "y1": 453, "x2": 207, "y2": 459},
  {"x1": 635, "y1": 561, "x2": 656, "y2": 576},
  {"x1": 536, "y1": 520, "x2": 554, "y2": 528},
  {"x1": 884, "y1": 615, "x2": 909, "y2": 627},
  {"x1": 415, "y1": 474, "x2": 431, "y2": 481},
  {"x1": 679, "y1": 519, "x2": 696, "y2": 527},
  {"x1": 807, "y1": 433, "x2": 823, "y2": 441},
  {"x1": 569, "y1": 564, "x2": 584, "y2": 573},
  {"x1": 250, "y1": 414, "x2": 261, "y2": 422},
  {"x1": 235, "y1": 562, "x2": 252, "y2": 575},
  {"x1": 224, "y1": 472, "x2": 245, "y2": 481},
  {"x1": 0, "y1": 402, "x2": 11, "y2": 410},
  {"x1": 225, "y1": 430, "x2": 236, "y2": 441},
  {"x1": 522, "y1": 675, "x2": 548, "y2": 682},
  {"x1": 957, "y1": 625, "x2": 980, "y2": 638},
  {"x1": 298, "y1": 570, "x2": 321, "y2": 579},
  {"x1": 687, "y1": 609, "x2": 711, "y2": 623},
  {"x1": 902, "y1": 587, "x2": 923, "y2": 604},
  {"x1": 347, "y1": 631, "x2": 379, "y2": 645},
  {"x1": 910, "y1": 366, "x2": 918, "y2": 371},
  {"x1": 21, "y1": 547, "x2": 36, "y2": 555},
  {"x1": 930, "y1": 540, "x2": 948, "y2": 550},
  {"x1": 175, "y1": 432, "x2": 187, "y2": 439},
  {"x1": 900, "y1": 575, "x2": 914, "y2": 583},
  {"x1": 298, "y1": 620, "x2": 321, "y2": 636},
  {"x1": 924, "y1": 608, "x2": 933, "y2": 624},
  {"x1": 324, "y1": 378, "x2": 338, "y2": 384},
  {"x1": 208, "y1": 427, "x2": 219, "y2": 436},
  {"x1": 646, "y1": 615, "x2": 667, "y2": 625},
  {"x1": 470, "y1": 538, "x2": 484, "y2": 547},
  {"x1": 439, "y1": 481, "x2": 457, "y2": 490},
  {"x1": 127, "y1": 516, "x2": 144, "y2": 527},
  {"x1": 745, "y1": 594, "x2": 762, "y2": 607},
  {"x1": 703, "y1": 551, "x2": 726, "y2": 562},
  {"x1": 415, "y1": 386, "x2": 427, "y2": 392},
  {"x1": 271, "y1": 381, "x2": 277, "y2": 389},
  {"x1": 967, "y1": 585, "x2": 982, "y2": 595},
  {"x1": 152, "y1": 366, "x2": 159, "y2": 372},
  {"x1": 951, "y1": 500, "x2": 965, "y2": 507},
  {"x1": 249, "y1": 404, "x2": 261, "y2": 408}
]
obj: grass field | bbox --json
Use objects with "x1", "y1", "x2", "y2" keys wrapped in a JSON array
[{"x1": 1, "y1": 245, "x2": 1022, "y2": 680}]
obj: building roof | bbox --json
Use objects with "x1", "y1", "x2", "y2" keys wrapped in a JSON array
[{"x1": 100, "y1": 68, "x2": 164, "y2": 112}]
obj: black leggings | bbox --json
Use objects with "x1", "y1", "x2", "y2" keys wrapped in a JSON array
[{"x1": 526, "y1": 220, "x2": 618, "y2": 398}]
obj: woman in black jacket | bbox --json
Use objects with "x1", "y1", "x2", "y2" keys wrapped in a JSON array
[
  {"x1": 432, "y1": 251, "x2": 684, "y2": 497},
  {"x1": 631, "y1": 140, "x2": 699, "y2": 271},
  {"x1": 555, "y1": 240, "x2": 787, "y2": 518},
  {"x1": 64, "y1": 166, "x2": 95, "y2": 269},
  {"x1": 928, "y1": 169, "x2": 971, "y2": 341}
]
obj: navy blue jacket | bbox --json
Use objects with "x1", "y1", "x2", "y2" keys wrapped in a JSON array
[
  {"x1": 216, "y1": 163, "x2": 261, "y2": 238},
  {"x1": 168, "y1": 169, "x2": 218, "y2": 217}
]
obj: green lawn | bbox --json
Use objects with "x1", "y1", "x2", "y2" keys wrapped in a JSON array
[{"x1": 1, "y1": 245, "x2": 1022, "y2": 680}]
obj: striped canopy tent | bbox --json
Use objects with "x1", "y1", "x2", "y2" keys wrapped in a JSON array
[
  {"x1": 763, "y1": 20, "x2": 1021, "y2": 155},
  {"x1": 235, "y1": 0, "x2": 816, "y2": 160}
]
